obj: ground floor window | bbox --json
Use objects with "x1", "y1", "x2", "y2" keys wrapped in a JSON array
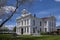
[
  {"x1": 45, "y1": 28, "x2": 47, "y2": 32},
  {"x1": 40, "y1": 28, "x2": 41, "y2": 32},
  {"x1": 24, "y1": 27, "x2": 26, "y2": 33},
  {"x1": 33, "y1": 28, "x2": 35, "y2": 33},
  {"x1": 27, "y1": 27, "x2": 29, "y2": 33},
  {"x1": 17, "y1": 28, "x2": 19, "y2": 33}
]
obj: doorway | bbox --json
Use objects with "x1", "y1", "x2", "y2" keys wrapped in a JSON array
[{"x1": 21, "y1": 28, "x2": 23, "y2": 34}]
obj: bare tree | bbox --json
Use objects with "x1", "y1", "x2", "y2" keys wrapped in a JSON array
[{"x1": 0, "y1": 0, "x2": 33, "y2": 27}]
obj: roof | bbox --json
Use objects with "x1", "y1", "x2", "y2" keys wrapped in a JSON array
[
  {"x1": 16, "y1": 9, "x2": 56, "y2": 20},
  {"x1": 16, "y1": 13, "x2": 32, "y2": 20}
]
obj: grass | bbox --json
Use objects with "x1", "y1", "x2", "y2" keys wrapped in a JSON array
[
  {"x1": 18, "y1": 35, "x2": 60, "y2": 40},
  {"x1": 0, "y1": 34, "x2": 60, "y2": 40}
]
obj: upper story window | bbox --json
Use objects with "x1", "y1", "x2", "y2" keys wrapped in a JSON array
[
  {"x1": 25, "y1": 20, "x2": 26, "y2": 25},
  {"x1": 44, "y1": 21, "x2": 47, "y2": 23},
  {"x1": 40, "y1": 21, "x2": 42, "y2": 26},
  {"x1": 33, "y1": 27, "x2": 35, "y2": 33},
  {"x1": 21, "y1": 21, "x2": 23, "y2": 25},
  {"x1": 50, "y1": 21, "x2": 54, "y2": 27},
  {"x1": 24, "y1": 19, "x2": 29, "y2": 25},
  {"x1": 27, "y1": 19, "x2": 29, "y2": 25},
  {"x1": 33, "y1": 20, "x2": 35, "y2": 26},
  {"x1": 44, "y1": 21, "x2": 47, "y2": 26},
  {"x1": 17, "y1": 21, "x2": 20, "y2": 25}
]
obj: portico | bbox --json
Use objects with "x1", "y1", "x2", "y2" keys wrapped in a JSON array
[{"x1": 16, "y1": 26, "x2": 31, "y2": 35}]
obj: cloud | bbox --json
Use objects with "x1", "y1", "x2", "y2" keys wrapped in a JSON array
[
  {"x1": 0, "y1": 6, "x2": 16, "y2": 17},
  {"x1": 54, "y1": 16, "x2": 60, "y2": 26},
  {"x1": 5, "y1": 25, "x2": 15, "y2": 30},
  {"x1": 0, "y1": 19, "x2": 2, "y2": 21},
  {"x1": 2, "y1": 6, "x2": 16, "y2": 13},
  {"x1": 54, "y1": 0, "x2": 60, "y2": 2},
  {"x1": 38, "y1": 11, "x2": 50, "y2": 14},
  {"x1": 35, "y1": 0, "x2": 42, "y2": 1},
  {"x1": 37, "y1": 8, "x2": 60, "y2": 15},
  {"x1": 0, "y1": 6, "x2": 16, "y2": 19},
  {"x1": 56, "y1": 16, "x2": 60, "y2": 21},
  {"x1": 56, "y1": 22, "x2": 60, "y2": 26},
  {"x1": 57, "y1": 16, "x2": 60, "y2": 19},
  {"x1": 40, "y1": 0, "x2": 42, "y2": 1}
]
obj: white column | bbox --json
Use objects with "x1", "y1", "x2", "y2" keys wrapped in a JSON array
[
  {"x1": 20, "y1": 21, "x2": 22, "y2": 26},
  {"x1": 29, "y1": 19, "x2": 31, "y2": 25},
  {"x1": 29, "y1": 27, "x2": 30, "y2": 34},
  {"x1": 26, "y1": 27, "x2": 27, "y2": 34},
  {"x1": 18, "y1": 28, "x2": 19, "y2": 33},
  {"x1": 47, "y1": 21, "x2": 49, "y2": 32},
  {"x1": 23, "y1": 20, "x2": 24, "y2": 26},
  {"x1": 19, "y1": 28, "x2": 21, "y2": 33}
]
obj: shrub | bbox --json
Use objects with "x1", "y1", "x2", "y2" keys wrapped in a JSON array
[{"x1": 40, "y1": 32, "x2": 49, "y2": 35}]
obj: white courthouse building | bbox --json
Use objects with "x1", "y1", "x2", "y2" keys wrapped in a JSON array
[{"x1": 16, "y1": 9, "x2": 56, "y2": 35}]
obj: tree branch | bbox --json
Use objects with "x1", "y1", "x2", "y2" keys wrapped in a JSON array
[{"x1": 0, "y1": 0, "x2": 19, "y2": 27}]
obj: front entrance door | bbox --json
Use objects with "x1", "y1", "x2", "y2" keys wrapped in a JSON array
[{"x1": 21, "y1": 28, "x2": 23, "y2": 34}]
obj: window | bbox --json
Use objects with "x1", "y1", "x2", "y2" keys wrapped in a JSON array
[
  {"x1": 45, "y1": 28, "x2": 47, "y2": 32},
  {"x1": 44, "y1": 21, "x2": 47, "y2": 23},
  {"x1": 25, "y1": 20, "x2": 26, "y2": 25},
  {"x1": 21, "y1": 21, "x2": 23, "y2": 25},
  {"x1": 52, "y1": 28, "x2": 53, "y2": 31},
  {"x1": 44, "y1": 21, "x2": 47, "y2": 26},
  {"x1": 40, "y1": 28, "x2": 41, "y2": 32},
  {"x1": 40, "y1": 21, "x2": 42, "y2": 26},
  {"x1": 19, "y1": 22, "x2": 21, "y2": 25},
  {"x1": 27, "y1": 27, "x2": 29, "y2": 32},
  {"x1": 24, "y1": 27, "x2": 26, "y2": 33},
  {"x1": 33, "y1": 20, "x2": 35, "y2": 26},
  {"x1": 51, "y1": 21, "x2": 54, "y2": 27},
  {"x1": 17, "y1": 28, "x2": 19, "y2": 33},
  {"x1": 17, "y1": 22, "x2": 20, "y2": 25},
  {"x1": 33, "y1": 28, "x2": 35, "y2": 33},
  {"x1": 27, "y1": 19, "x2": 29, "y2": 25}
]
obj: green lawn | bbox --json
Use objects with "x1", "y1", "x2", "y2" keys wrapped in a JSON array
[{"x1": 0, "y1": 34, "x2": 60, "y2": 40}]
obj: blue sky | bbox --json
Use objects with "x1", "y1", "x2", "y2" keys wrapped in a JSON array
[{"x1": 5, "y1": 0, "x2": 60, "y2": 28}]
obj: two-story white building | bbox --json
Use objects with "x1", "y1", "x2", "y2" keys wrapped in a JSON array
[{"x1": 16, "y1": 9, "x2": 56, "y2": 35}]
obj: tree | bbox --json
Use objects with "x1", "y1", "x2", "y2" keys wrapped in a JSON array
[
  {"x1": 0, "y1": 0, "x2": 34, "y2": 27},
  {"x1": 13, "y1": 26, "x2": 16, "y2": 32},
  {"x1": 3, "y1": 27, "x2": 9, "y2": 31},
  {"x1": 0, "y1": 26, "x2": 9, "y2": 31}
]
